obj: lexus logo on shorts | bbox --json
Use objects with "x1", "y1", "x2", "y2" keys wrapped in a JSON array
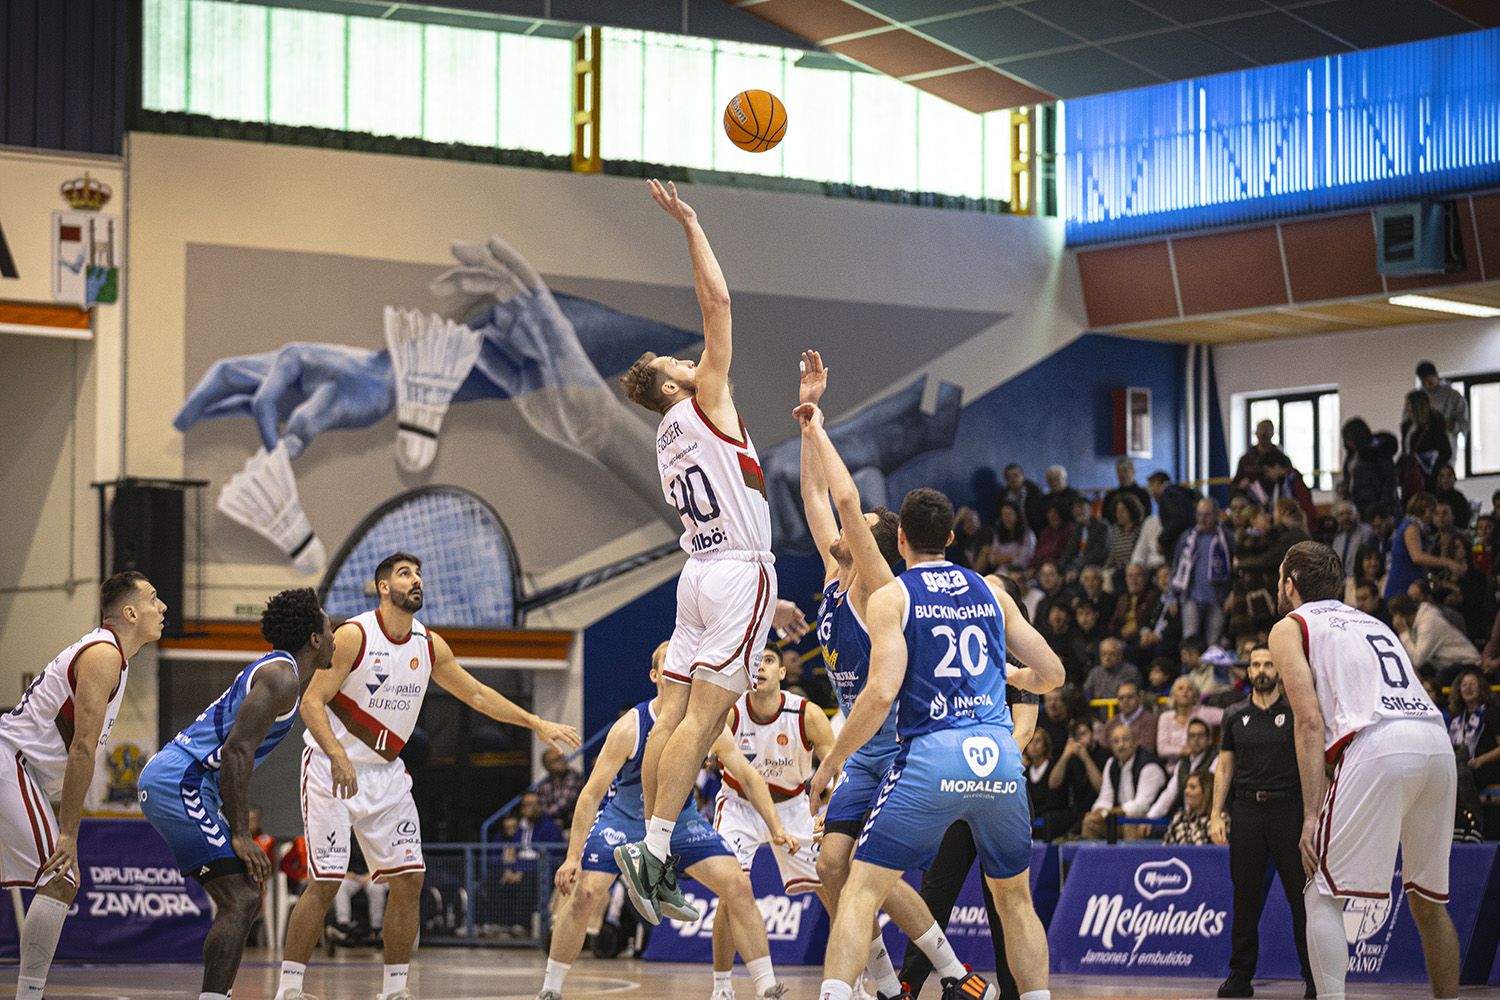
[
  {"x1": 396, "y1": 820, "x2": 418, "y2": 837},
  {"x1": 962, "y1": 736, "x2": 1000, "y2": 778}
]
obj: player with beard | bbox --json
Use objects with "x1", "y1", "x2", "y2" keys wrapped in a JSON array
[
  {"x1": 274, "y1": 552, "x2": 580, "y2": 1000},
  {"x1": 1208, "y1": 646, "x2": 1315, "y2": 998}
]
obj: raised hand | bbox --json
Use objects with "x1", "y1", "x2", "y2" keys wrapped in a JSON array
[
  {"x1": 799, "y1": 350, "x2": 828, "y2": 407},
  {"x1": 792, "y1": 402, "x2": 824, "y2": 432},
  {"x1": 647, "y1": 178, "x2": 697, "y2": 225},
  {"x1": 773, "y1": 599, "x2": 810, "y2": 642}
]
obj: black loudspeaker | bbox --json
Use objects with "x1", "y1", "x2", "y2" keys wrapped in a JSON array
[{"x1": 110, "y1": 484, "x2": 185, "y2": 637}]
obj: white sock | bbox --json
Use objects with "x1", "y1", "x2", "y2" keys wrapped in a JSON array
[
  {"x1": 1303, "y1": 882, "x2": 1347, "y2": 1000},
  {"x1": 276, "y1": 961, "x2": 306, "y2": 998},
  {"x1": 714, "y1": 969, "x2": 733, "y2": 988},
  {"x1": 746, "y1": 955, "x2": 775, "y2": 995},
  {"x1": 543, "y1": 958, "x2": 571, "y2": 992},
  {"x1": 200, "y1": 994, "x2": 230, "y2": 1000},
  {"x1": 17, "y1": 893, "x2": 69, "y2": 998},
  {"x1": 1019, "y1": 992, "x2": 1052, "y2": 1000},
  {"x1": 913, "y1": 923, "x2": 966, "y2": 981},
  {"x1": 865, "y1": 937, "x2": 902, "y2": 996},
  {"x1": 819, "y1": 981, "x2": 853, "y2": 1000},
  {"x1": 645, "y1": 816, "x2": 676, "y2": 862},
  {"x1": 381, "y1": 963, "x2": 409, "y2": 997}
]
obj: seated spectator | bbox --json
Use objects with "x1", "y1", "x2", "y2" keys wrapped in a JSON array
[
  {"x1": 1167, "y1": 498, "x2": 1233, "y2": 648},
  {"x1": 1423, "y1": 676, "x2": 1451, "y2": 727},
  {"x1": 1110, "y1": 562, "x2": 1163, "y2": 665},
  {"x1": 1145, "y1": 657, "x2": 1176, "y2": 700},
  {"x1": 1472, "y1": 514, "x2": 1495, "y2": 578},
  {"x1": 947, "y1": 505, "x2": 995, "y2": 571},
  {"x1": 1389, "y1": 593, "x2": 1480, "y2": 683},
  {"x1": 1004, "y1": 462, "x2": 1049, "y2": 535},
  {"x1": 1484, "y1": 605, "x2": 1500, "y2": 678},
  {"x1": 1049, "y1": 720, "x2": 1108, "y2": 837},
  {"x1": 1103, "y1": 457, "x2": 1153, "y2": 531},
  {"x1": 1352, "y1": 580, "x2": 1391, "y2": 626},
  {"x1": 1031, "y1": 505, "x2": 1077, "y2": 573},
  {"x1": 1161, "y1": 769, "x2": 1218, "y2": 846},
  {"x1": 1233, "y1": 420, "x2": 1277, "y2": 495},
  {"x1": 1036, "y1": 688, "x2": 1074, "y2": 757},
  {"x1": 1150, "y1": 719, "x2": 1219, "y2": 820},
  {"x1": 1104, "y1": 493, "x2": 1146, "y2": 585},
  {"x1": 1252, "y1": 451, "x2": 1318, "y2": 529},
  {"x1": 1330, "y1": 500, "x2": 1377, "y2": 579},
  {"x1": 1044, "y1": 603, "x2": 1089, "y2": 687},
  {"x1": 1448, "y1": 667, "x2": 1500, "y2": 789},
  {"x1": 988, "y1": 501, "x2": 1035, "y2": 570},
  {"x1": 1354, "y1": 542, "x2": 1387, "y2": 596},
  {"x1": 1073, "y1": 600, "x2": 1107, "y2": 657},
  {"x1": 1401, "y1": 388, "x2": 1452, "y2": 491},
  {"x1": 1432, "y1": 464, "x2": 1473, "y2": 530},
  {"x1": 1063, "y1": 498, "x2": 1110, "y2": 581},
  {"x1": 1387, "y1": 492, "x2": 1466, "y2": 599},
  {"x1": 1082, "y1": 726, "x2": 1167, "y2": 840},
  {"x1": 1367, "y1": 500, "x2": 1397, "y2": 552},
  {"x1": 1339, "y1": 416, "x2": 1399, "y2": 519},
  {"x1": 1045, "y1": 464, "x2": 1084, "y2": 517},
  {"x1": 506, "y1": 790, "x2": 564, "y2": 847},
  {"x1": 1131, "y1": 510, "x2": 1167, "y2": 571},
  {"x1": 1102, "y1": 680, "x2": 1157, "y2": 755},
  {"x1": 1074, "y1": 564, "x2": 1115, "y2": 621},
  {"x1": 1083, "y1": 638, "x2": 1142, "y2": 703},
  {"x1": 536, "y1": 748, "x2": 584, "y2": 828},
  {"x1": 1179, "y1": 638, "x2": 1231, "y2": 697},
  {"x1": 1025, "y1": 730, "x2": 1075, "y2": 842},
  {"x1": 1148, "y1": 471, "x2": 1200, "y2": 558},
  {"x1": 1156, "y1": 676, "x2": 1225, "y2": 757},
  {"x1": 1033, "y1": 561, "x2": 1072, "y2": 624}
]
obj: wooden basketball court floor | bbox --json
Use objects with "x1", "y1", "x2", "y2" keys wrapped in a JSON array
[{"x1": 11, "y1": 948, "x2": 1500, "y2": 999}]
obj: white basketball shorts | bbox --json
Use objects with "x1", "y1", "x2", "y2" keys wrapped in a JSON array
[
  {"x1": 1312, "y1": 717, "x2": 1455, "y2": 902},
  {"x1": 663, "y1": 556, "x2": 776, "y2": 695},
  {"x1": 713, "y1": 792, "x2": 821, "y2": 895},
  {"x1": 301, "y1": 746, "x2": 424, "y2": 882},
  {"x1": 0, "y1": 746, "x2": 66, "y2": 888}
]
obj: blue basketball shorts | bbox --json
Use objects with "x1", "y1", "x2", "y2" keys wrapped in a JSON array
[
  {"x1": 824, "y1": 739, "x2": 900, "y2": 835},
  {"x1": 579, "y1": 805, "x2": 733, "y2": 875},
  {"x1": 138, "y1": 746, "x2": 243, "y2": 882},
  {"x1": 853, "y1": 726, "x2": 1031, "y2": 879}
]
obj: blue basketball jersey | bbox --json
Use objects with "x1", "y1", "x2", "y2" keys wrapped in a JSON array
[
  {"x1": 895, "y1": 561, "x2": 1011, "y2": 740},
  {"x1": 171, "y1": 652, "x2": 300, "y2": 772},
  {"x1": 817, "y1": 580, "x2": 899, "y2": 747},
  {"x1": 599, "y1": 700, "x2": 699, "y2": 823}
]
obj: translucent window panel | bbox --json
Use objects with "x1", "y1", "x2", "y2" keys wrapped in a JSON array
[
  {"x1": 783, "y1": 63, "x2": 852, "y2": 184},
  {"x1": 1449, "y1": 380, "x2": 1467, "y2": 479},
  {"x1": 642, "y1": 33, "x2": 715, "y2": 171},
  {"x1": 602, "y1": 29, "x2": 646, "y2": 162},
  {"x1": 917, "y1": 92, "x2": 982, "y2": 197},
  {"x1": 268, "y1": 9, "x2": 345, "y2": 129},
  {"x1": 1281, "y1": 400, "x2": 1315, "y2": 483},
  {"x1": 499, "y1": 34, "x2": 572, "y2": 155},
  {"x1": 1317, "y1": 391, "x2": 1340, "y2": 490},
  {"x1": 187, "y1": 0, "x2": 268, "y2": 122},
  {"x1": 981, "y1": 110, "x2": 1013, "y2": 202},
  {"x1": 1247, "y1": 399, "x2": 1279, "y2": 449},
  {"x1": 711, "y1": 41, "x2": 788, "y2": 176},
  {"x1": 1469, "y1": 382, "x2": 1500, "y2": 474},
  {"x1": 423, "y1": 25, "x2": 498, "y2": 147},
  {"x1": 851, "y1": 73, "x2": 917, "y2": 191},
  {"x1": 143, "y1": 0, "x2": 189, "y2": 112},
  {"x1": 346, "y1": 17, "x2": 423, "y2": 138}
]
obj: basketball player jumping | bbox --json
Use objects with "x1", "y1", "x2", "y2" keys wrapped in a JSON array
[
  {"x1": 275, "y1": 552, "x2": 580, "y2": 1000},
  {"x1": 615, "y1": 179, "x2": 807, "y2": 923},
  {"x1": 538, "y1": 641, "x2": 794, "y2": 1000},
  {"x1": 1271, "y1": 541, "x2": 1460, "y2": 1000},
  {"x1": 0, "y1": 571, "x2": 165, "y2": 1000},
  {"x1": 810, "y1": 487, "x2": 1063, "y2": 1000},
  {"x1": 710, "y1": 647, "x2": 834, "y2": 999},
  {"x1": 139, "y1": 588, "x2": 335, "y2": 1000}
]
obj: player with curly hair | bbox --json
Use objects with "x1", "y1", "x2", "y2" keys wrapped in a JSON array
[{"x1": 138, "y1": 587, "x2": 336, "y2": 1000}]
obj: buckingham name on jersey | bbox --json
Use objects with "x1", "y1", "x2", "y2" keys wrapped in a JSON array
[
  {"x1": 852, "y1": 561, "x2": 1031, "y2": 880},
  {"x1": 657, "y1": 397, "x2": 772, "y2": 558},
  {"x1": 308, "y1": 609, "x2": 434, "y2": 765},
  {"x1": 138, "y1": 651, "x2": 300, "y2": 879}
]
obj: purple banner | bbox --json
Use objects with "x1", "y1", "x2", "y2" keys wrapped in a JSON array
[{"x1": 0, "y1": 818, "x2": 211, "y2": 962}]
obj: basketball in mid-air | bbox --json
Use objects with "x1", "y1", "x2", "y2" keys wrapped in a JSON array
[{"x1": 723, "y1": 90, "x2": 787, "y2": 152}]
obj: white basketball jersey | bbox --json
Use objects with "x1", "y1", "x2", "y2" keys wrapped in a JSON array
[
  {"x1": 656, "y1": 397, "x2": 773, "y2": 559},
  {"x1": 0, "y1": 628, "x2": 129, "y2": 796},
  {"x1": 721, "y1": 691, "x2": 815, "y2": 800},
  {"x1": 1289, "y1": 599, "x2": 1443, "y2": 761},
  {"x1": 306, "y1": 609, "x2": 433, "y2": 765}
]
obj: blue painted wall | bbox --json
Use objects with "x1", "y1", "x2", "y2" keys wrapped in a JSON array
[{"x1": 580, "y1": 332, "x2": 1189, "y2": 739}]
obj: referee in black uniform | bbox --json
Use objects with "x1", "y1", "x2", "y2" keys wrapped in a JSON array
[{"x1": 1210, "y1": 644, "x2": 1315, "y2": 999}]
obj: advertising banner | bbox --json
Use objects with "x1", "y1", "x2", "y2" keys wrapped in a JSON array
[{"x1": 0, "y1": 818, "x2": 211, "y2": 961}]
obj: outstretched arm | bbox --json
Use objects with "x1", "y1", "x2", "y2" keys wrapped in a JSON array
[
  {"x1": 219, "y1": 662, "x2": 300, "y2": 883},
  {"x1": 647, "y1": 179, "x2": 733, "y2": 413},
  {"x1": 798, "y1": 351, "x2": 840, "y2": 584},
  {"x1": 430, "y1": 632, "x2": 582, "y2": 752},
  {"x1": 555, "y1": 712, "x2": 635, "y2": 895}
]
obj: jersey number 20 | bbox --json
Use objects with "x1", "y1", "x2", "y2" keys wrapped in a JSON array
[{"x1": 931, "y1": 624, "x2": 990, "y2": 677}]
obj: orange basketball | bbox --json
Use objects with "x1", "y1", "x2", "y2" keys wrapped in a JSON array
[{"x1": 723, "y1": 89, "x2": 787, "y2": 153}]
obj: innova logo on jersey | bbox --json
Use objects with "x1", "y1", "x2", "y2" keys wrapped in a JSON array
[
  {"x1": 1134, "y1": 858, "x2": 1191, "y2": 900},
  {"x1": 930, "y1": 692, "x2": 948, "y2": 721},
  {"x1": 962, "y1": 736, "x2": 1000, "y2": 777},
  {"x1": 920, "y1": 569, "x2": 969, "y2": 596}
]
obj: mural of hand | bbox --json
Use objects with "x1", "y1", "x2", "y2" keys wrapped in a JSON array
[{"x1": 174, "y1": 343, "x2": 395, "y2": 458}]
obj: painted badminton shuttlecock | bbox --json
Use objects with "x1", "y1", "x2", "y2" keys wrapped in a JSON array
[
  {"x1": 384, "y1": 306, "x2": 484, "y2": 473},
  {"x1": 217, "y1": 441, "x2": 327, "y2": 575}
]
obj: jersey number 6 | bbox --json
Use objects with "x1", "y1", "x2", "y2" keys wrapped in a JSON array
[{"x1": 1365, "y1": 633, "x2": 1410, "y2": 689}]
